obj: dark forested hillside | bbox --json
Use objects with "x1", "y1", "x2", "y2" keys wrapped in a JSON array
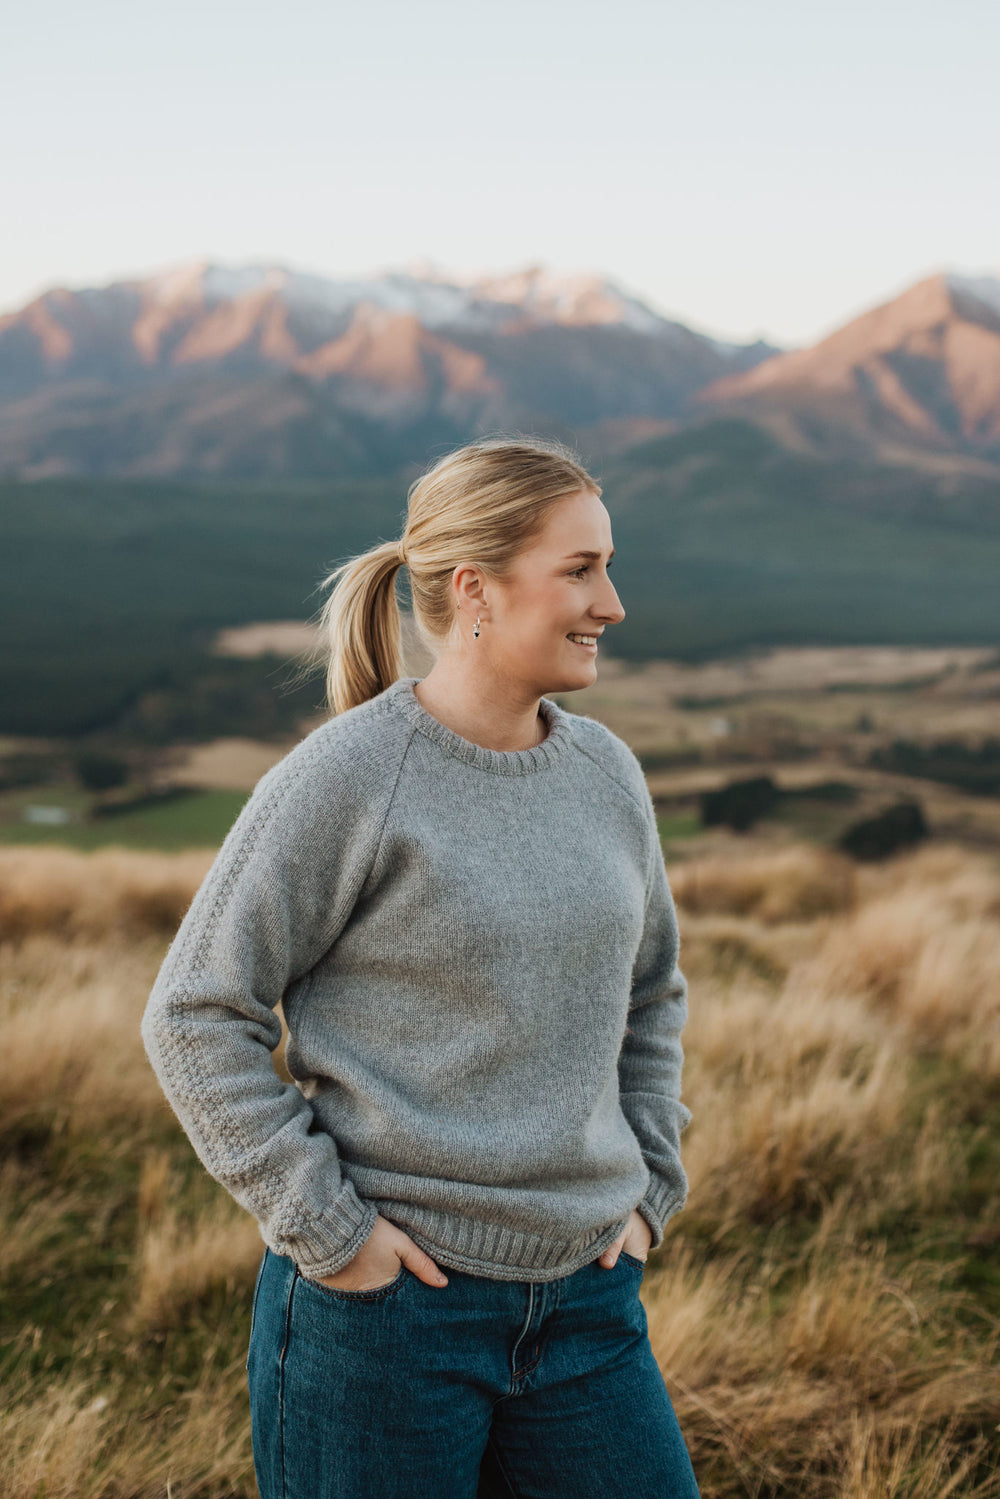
[
  {"x1": 0, "y1": 473, "x2": 407, "y2": 735},
  {"x1": 598, "y1": 420, "x2": 1000, "y2": 659},
  {"x1": 2, "y1": 419, "x2": 999, "y2": 737}
]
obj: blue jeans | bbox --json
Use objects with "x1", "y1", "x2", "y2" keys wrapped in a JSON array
[{"x1": 246, "y1": 1244, "x2": 701, "y2": 1498}]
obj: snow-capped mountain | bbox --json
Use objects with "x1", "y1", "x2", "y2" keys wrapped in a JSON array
[
  {"x1": 0, "y1": 257, "x2": 766, "y2": 379},
  {"x1": 0, "y1": 259, "x2": 775, "y2": 478},
  {"x1": 134, "y1": 258, "x2": 679, "y2": 336}
]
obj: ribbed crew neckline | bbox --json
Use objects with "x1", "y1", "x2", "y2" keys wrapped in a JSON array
[{"x1": 384, "y1": 676, "x2": 574, "y2": 776}]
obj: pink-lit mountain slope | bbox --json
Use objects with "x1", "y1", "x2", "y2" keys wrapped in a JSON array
[
  {"x1": 0, "y1": 261, "x2": 774, "y2": 478},
  {"x1": 695, "y1": 272, "x2": 1000, "y2": 468}
]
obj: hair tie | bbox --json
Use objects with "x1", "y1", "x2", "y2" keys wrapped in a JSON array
[{"x1": 396, "y1": 539, "x2": 408, "y2": 566}]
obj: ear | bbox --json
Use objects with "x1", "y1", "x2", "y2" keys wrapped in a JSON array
[{"x1": 452, "y1": 562, "x2": 489, "y2": 615}]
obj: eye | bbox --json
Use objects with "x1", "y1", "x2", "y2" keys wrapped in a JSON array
[{"x1": 569, "y1": 565, "x2": 589, "y2": 578}]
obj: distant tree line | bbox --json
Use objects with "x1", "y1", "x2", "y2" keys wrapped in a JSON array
[
  {"x1": 868, "y1": 737, "x2": 1000, "y2": 796},
  {"x1": 698, "y1": 774, "x2": 928, "y2": 860}
]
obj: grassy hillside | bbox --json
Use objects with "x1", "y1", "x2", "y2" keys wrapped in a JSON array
[
  {"x1": 2, "y1": 421, "x2": 1000, "y2": 736},
  {"x1": 1, "y1": 837, "x2": 998, "y2": 1496}
]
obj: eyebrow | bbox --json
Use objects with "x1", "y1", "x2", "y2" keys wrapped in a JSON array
[{"x1": 563, "y1": 549, "x2": 615, "y2": 561}]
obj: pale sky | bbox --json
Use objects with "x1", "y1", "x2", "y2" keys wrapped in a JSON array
[{"x1": 3, "y1": 0, "x2": 998, "y2": 347}]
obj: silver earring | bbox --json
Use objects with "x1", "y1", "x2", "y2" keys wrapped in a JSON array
[{"x1": 473, "y1": 615, "x2": 481, "y2": 638}]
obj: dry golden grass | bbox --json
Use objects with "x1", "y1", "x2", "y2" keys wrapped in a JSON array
[
  {"x1": 129, "y1": 1148, "x2": 266, "y2": 1335},
  {"x1": 161, "y1": 736, "x2": 295, "y2": 791},
  {"x1": 1, "y1": 836, "x2": 998, "y2": 1497},
  {"x1": 0, "y1": 1157, "x2": 96, "y2": 1286},
  {"x1": 0, "y1": 845, "x2": 212, "y2": 943},
  {"x1": 0, "y1": 1364, "x2": 255, "y2": 1499},
  {"x1": 0, "y1": 930, "x2": 176, "y2": 1139},
  {"x1": 669, "y1": 844, "x2": 858, "y2": 924},
  {"x1": 796, "y1": 844, "x2": 1000, "y2": 1076}
]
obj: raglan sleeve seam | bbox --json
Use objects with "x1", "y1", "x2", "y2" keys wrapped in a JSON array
[
  {"x1": 368, "y1": 720, "x2": 418, "y2": 877},
  {"x1": 570, "y1": 736, "x2": 648, "y2": 819}
]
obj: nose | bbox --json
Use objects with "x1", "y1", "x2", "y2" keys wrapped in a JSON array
[{"x1": 595, "y1": 576, "x2": 626, "y2": 625}]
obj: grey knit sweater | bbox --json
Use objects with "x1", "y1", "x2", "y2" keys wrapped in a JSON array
[{"x1": 140, "y1": 676, "x2": 692, "y2": 1285}]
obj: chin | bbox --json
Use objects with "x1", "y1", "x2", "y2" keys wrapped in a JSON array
[{"x1": 544, "y1": 660, "x2": 599, "y2": 694}]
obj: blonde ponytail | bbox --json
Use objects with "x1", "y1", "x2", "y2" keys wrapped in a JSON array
[{"x1": 316, "y1": 538, "x2": 406, "y2": 716}]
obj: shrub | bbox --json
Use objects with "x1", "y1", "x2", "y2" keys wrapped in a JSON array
[
  {"x1": 699, "y1": 775, "x2": 779, "y2": 832},
  {"x1": 838, "y1": 801, "x2": 928, "y2": 861}
]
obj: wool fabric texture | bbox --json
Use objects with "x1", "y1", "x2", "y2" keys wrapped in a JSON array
[{"x1": 140, "y1": 676, "x2": 692, "y2": 1284}]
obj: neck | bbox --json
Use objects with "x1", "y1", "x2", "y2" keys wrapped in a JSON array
[{"x1": 412, "y1": 658, "x2": 548, "y2": 753}]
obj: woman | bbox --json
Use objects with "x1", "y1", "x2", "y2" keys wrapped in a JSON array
[{"x1": 141, "y1": 434, "x2": 700, "y2": 1498}]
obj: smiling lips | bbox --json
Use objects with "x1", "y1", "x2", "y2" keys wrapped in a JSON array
[{"x1": 567, "y1": 633, "x2": 599, "y2": 649}]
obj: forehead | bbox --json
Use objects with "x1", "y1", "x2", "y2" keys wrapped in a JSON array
[{"x1": 534, "y1": 489, "x2": 612, "y2": 551}]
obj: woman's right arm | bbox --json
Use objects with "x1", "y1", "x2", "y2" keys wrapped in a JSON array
[{"x1": 140, "y1": 738, "x2": 390, "y2": 1282}]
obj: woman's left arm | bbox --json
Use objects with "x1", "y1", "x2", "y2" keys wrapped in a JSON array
[{"x1": 617, "y1": 792, "x2": 692, "y2": 1251}]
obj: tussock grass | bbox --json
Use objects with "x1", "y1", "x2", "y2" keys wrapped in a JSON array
[
  {"x1": 0, "y1": 1364, "x2": 255, "y2": 1499},
  {"x1": 1, "y1": 839, "x2": 998, "y2": 1497},
  {"x1": 0, "y1": 931, "x2": 173, "y2": 1141},
  {"x1": 0, "y1": 845, "x2": 211, "y2": 942},
  {"x1": 838, "y1": 1415, "x2": 999, "y2": 1499},
  {"x1": 669, "y1": 844, "x2": 858, "y2": 924},
  {"x1": 795, "y1": 846, "x2": 1000, "y2": 1076},
  {"x1": 130, "y1": 1150, "x2": 265, "y2": 1334}
]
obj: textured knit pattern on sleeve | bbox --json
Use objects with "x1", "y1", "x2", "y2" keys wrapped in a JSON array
[{"x1": 140, "y1": 676, "x2": 692, "y2": 1283}]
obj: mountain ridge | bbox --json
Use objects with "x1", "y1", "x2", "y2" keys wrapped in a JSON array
[
  {"x1": 2, "y1": 258, "x2": 1000, "y2": 478},
  {"x1": 0, "y1": 259, "x2": 775, "y2": 478},
  {"x1": 696, "y1": 270, "x2": 1000, "y2": 464}
]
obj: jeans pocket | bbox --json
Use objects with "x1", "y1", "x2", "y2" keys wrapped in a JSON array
[
  {"x1": 618, "y1": 1249, "x2": 647, "y2": 1271},
  {"x1": 297, "y1": 1262, "x2": 409, "y2": 1302}
]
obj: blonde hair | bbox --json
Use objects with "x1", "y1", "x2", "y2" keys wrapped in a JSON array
[{"x1": 314, "y1": 433, "x2": 601, "y2": 715}]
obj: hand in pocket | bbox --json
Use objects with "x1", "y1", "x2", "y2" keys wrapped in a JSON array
[
  {"x1": 312, "y1": 1213, "x2": 449, "y2": 1291},
  {"x1": 597, "y1": 1208, "x2": 652, "y2": 1269}
]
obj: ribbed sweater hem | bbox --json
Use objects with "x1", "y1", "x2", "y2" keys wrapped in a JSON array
[
  {"x1": 636, "y1": 1172, "x2": 688, "y2": 1251},
  {"x1": 281, "y1": 1190, "x2": 380, "y2": 1279},
  {"x1": 367, "y1": 1200, "x2": 640, "y2": 1284}
]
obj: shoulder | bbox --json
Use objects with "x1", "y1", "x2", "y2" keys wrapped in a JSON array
[
  {"x1": 561, "y1": 705, "x2": 652, "y2": 817},
  {"x1": 241, "y1": 687, "x2": 417, "y2": 831}
]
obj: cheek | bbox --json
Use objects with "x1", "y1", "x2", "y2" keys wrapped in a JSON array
[
  {"x1": 499, "y1": 583, "x2": 576, "y2": 642},
  {"x1": 509, "y1": 593, "x2": 565, "y2": 632}
]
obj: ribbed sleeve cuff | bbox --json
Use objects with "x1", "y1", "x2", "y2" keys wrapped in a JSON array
[
  {"x1": 275, "y1": 1186, "x2": 380, "y2": 1280},
  {"x1": 636, "y1": 1169, "x2": 688, "y2": 1252}
]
